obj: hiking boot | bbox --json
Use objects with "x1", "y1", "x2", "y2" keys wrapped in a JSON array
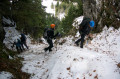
[
  {"x1": 80, "y1": 45, "x2": 83, "y2": 48},
  {"x1": 75, "y1": 42, "x2": 79, "y2": 46},
  {"x1": 49, "y1": 49, "x2": 52, "y2": 52},
  {"x1": 44, "y1": 48, "x2": 48, "y2": 52}
]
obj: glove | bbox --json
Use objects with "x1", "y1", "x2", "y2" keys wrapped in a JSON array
[
  {"x1": 58, "y1": 33, "x2": 61, "y2": 37},
  {"x1": 54, "y1": 32, "x2": 59, "y2": 37},
  {"x1": 54, "y1": 32, "x2": 61, "y2": 38}
]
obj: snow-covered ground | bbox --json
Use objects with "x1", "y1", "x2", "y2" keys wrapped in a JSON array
[
  {"x1": 3, "y1": 26, "x2": 31, "y2": 51},
  {"x1": 18, "y1": 26, "x2": 120, "y2": 79},
  {"x1": 0, "y1": 71, "x2": 13, "y2": 79}
]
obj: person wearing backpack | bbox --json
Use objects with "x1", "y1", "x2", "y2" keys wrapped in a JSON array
[
  {"x1": 75, "y1": 16, "x2": 95, "y2": 48},
  {"x1": 12, "y1": 38, "x2": 23, "y2": 53},
  {"x1": 20, "y1": 33, "x2": 29, "y2": 50},
  {"x1": 43, "y1": 24, "x2": 59, "y2": 52}
]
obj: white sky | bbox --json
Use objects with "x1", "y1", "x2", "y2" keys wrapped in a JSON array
[{"x1": 42, "y1": 0, "x2": 57, "y2": 15}]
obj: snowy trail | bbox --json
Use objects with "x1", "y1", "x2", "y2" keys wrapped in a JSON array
[
  {"x1": 19, "y1": 42, "x2": 120, "y2": 79},
  {"x1": 3, "y1": 25, "x2": 120, "y2": 79},
  {"x1": 18, "y1": 26, "x2": 120, "y2": 79}
]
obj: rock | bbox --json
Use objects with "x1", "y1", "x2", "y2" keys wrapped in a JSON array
[
  {"x1": 66, "y1": 67, "x2": 70, "y2": 70},
  {"x1": 117, "y1": 63, "x2": 120, "y2": 68}
]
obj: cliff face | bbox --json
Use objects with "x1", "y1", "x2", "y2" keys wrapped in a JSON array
[
  {"x1": 83, "y1": 0, "x2": 102, "y2": 19},
  {"x1": 83, "y1": 0, "x2": 120, "y2": 32}
]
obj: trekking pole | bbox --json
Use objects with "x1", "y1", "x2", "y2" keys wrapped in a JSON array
[
  {"x1": 55, "y1": 38, "x2": 58, "y2": 52},
  {"x1": 56, "y1": 39, "x2": 58, "y2": 51}
]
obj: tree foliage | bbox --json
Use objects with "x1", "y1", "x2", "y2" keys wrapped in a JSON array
[
  {"x1": 56, "y1": 0, "x2": 83, "y2": 35},
  {"x1": 45, "y1": 14, "x2": 61, "y2": 34},
  {"x1": 0, "y1": 0, "x2": 46, "y2": 39},
  {"x1": 51, "y1": 2, "x2": 54, "y2": 9}
]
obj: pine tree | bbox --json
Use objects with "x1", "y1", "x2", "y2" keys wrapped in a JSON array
[
  {"x1": 57, "y1": 0, "x2": 83, "y2": 35},
  {"x1": 0, "y1": 0, "x2": 46, "y2": 39}
]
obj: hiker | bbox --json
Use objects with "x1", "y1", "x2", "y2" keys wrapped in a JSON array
[
  {"x1": 20, "y1": 33, "x2": 29, "y2": 50},
  {"x1": 43, "y1": 24, "x2": 59, "y2": 52},
  {"x1": 12, "y1": 38, "x2": 23, "y2": 53},
  {"x1": 75, "y1": 16, "x2": 95, "y2": 48}
]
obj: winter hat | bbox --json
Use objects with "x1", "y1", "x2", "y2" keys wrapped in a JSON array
[{"x1": 50, "y1": 24, "x2": 55, "y2": 28}]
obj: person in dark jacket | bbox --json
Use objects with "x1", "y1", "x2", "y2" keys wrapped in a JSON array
[
  {"x1": 44, "y1": 24, "x2": 59, "y2": 52},
  {"x1": 12, "y1": 38, "x2": 23, "y2": 53},
  {"x1": 20, "y1": 33, "x2": 29, "y2": 50},
  {"x1": 75, "y1": 17, "x2": 95, "y2": 48}
]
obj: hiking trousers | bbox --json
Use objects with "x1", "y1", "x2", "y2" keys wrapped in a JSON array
[
  {"x1": 45, "y1": 38, "x2": 53, "y2": 51},
  {"x1": 16, "y1": 46, "x2": 23, "y2": 53},
  {"x1": 21, "y1": 41, "x2": 28, "y2": 49},
  {"x1": 75, "y1": 33, "x2": 86, "y2": 48}
]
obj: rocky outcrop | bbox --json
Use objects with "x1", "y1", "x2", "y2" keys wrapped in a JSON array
[
  {"x1": 83, "y1": 0, "x2": 120, "y2": 32},
  {"x1": 83, "y1": 0, "x2": 102, "y2": 20}
]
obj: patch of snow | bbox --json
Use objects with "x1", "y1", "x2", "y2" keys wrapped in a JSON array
[
  {"x1": 42, "y1": 0, "x2": 57, "y2": 15},
  {"x1": 86, "y1": 26, "x2": 120, "y2": 62},
  {"x1": 72, "y1": 16, "x2": 84, "y2": 29},
  {"x1": 3, "y1": 27, "x2": 20, "y2": 50},
  {"x1": 2, "y1": 16, "x2": 16, "y2": 27},
  {"x1": 0, "y1": 71, "x2": 13, "y2": 79},
  {"x1": 75, "y1": 31, "x2": 80, "y2": 37},
  {"x1": 57, "y1": 13, "x2": 65, "y2": 21},
  {"x1": 3, "y1": 26, "x2": 31, "y2": 51}
]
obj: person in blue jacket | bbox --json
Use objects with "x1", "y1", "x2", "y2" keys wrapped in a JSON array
[{"x1": 12, "y1": 38, "x2": 23, "y2": 53}]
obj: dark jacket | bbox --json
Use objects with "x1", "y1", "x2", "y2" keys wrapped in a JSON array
[
  {"x1": 44, "y1": 28, "x2": 59, "y2": 39},
  {"x1": 13, "y1": 39, "x2": 22, "y2": 47},
  {"x1": 79, "y1": 18, "x2": 91, "y2": 35},
  {"x1": 47, "y1": 28, "x2": 54, "y2": 39},
  {"x1": 21, "y1": 34, "x2": 26, "y2": 42}
]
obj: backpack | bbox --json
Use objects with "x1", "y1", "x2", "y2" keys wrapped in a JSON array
[
  {"x1": 80, "y1": 17, "x2": 90, "y2": 27},
  {"x1": 79, "y1": 17, "x2": 90, "y2": 32},
  {"x1": 43, "y1": 27, "x2": 50, "y2": 39}
]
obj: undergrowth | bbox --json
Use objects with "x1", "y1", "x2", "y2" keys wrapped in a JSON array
[{"x1": 0, "y1": 43, "x2": 30, "y2": 79}]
